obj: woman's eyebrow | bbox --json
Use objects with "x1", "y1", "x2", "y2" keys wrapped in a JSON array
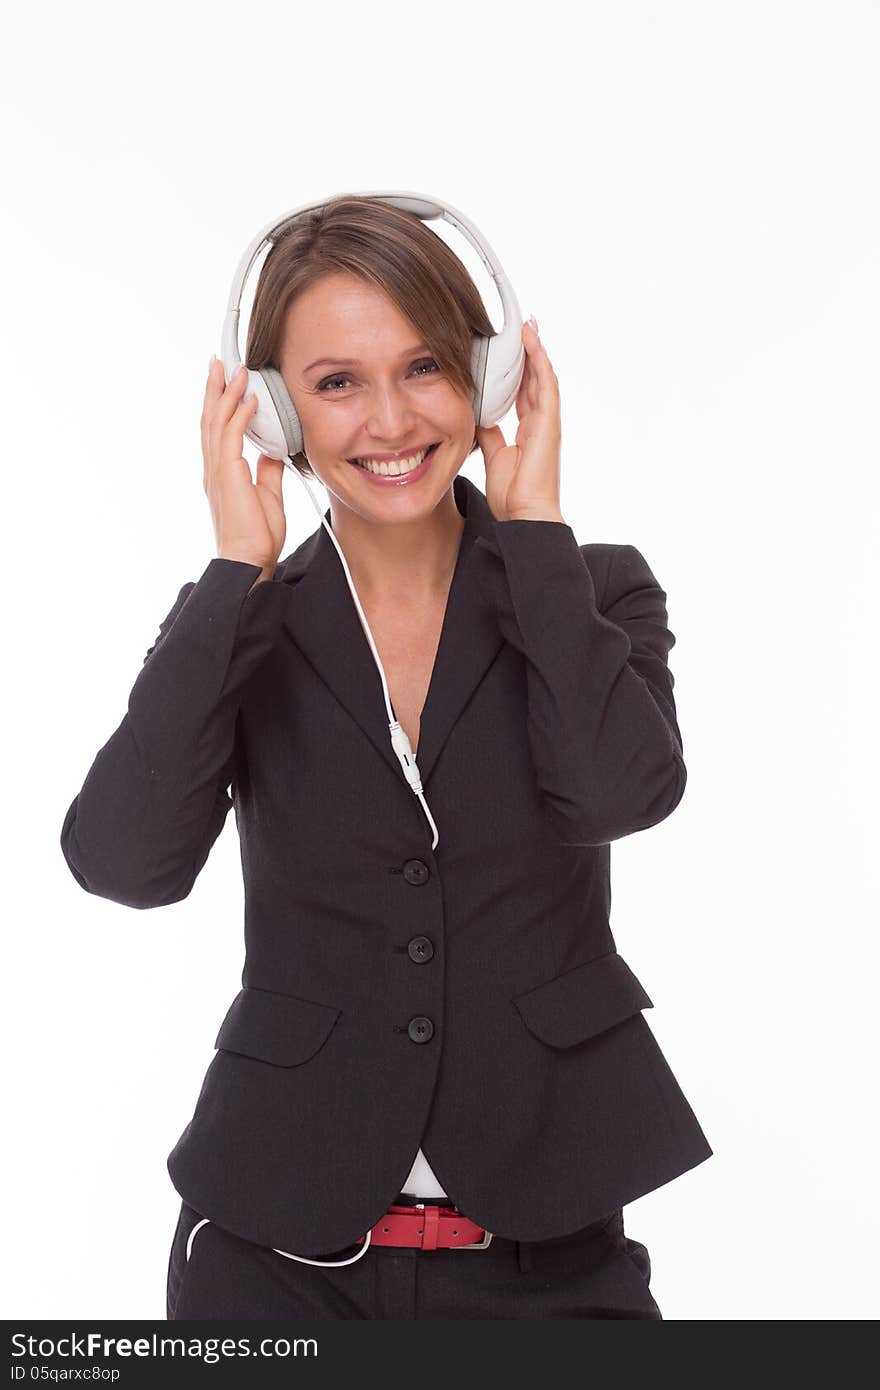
[{"x1": 304, "y1": 343, "x2": 431, "y2": 373}]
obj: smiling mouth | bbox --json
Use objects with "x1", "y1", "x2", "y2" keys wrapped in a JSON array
[{"x1": 347, "y1": 443, "x2": 440, "y2": 476}]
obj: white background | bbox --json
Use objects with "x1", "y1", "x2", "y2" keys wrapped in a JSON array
[{"x1": 2, "y1": 0, "x2": 877, "y2": 1321}]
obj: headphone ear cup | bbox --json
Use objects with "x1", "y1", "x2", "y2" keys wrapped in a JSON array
[
  {"x1": 470, "y1": 334, "x2": 489, "y2": 429},
  {"x1": 244, "y1": 366, "x2": 303, "y2": 460},
  {"x1": 480, "y1": 330, "x2": 525, "y2": 428}
]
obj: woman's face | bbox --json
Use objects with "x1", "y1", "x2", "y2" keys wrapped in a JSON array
[{"x1": 278, "y1": 271, "x2": 476, "y2": 522}]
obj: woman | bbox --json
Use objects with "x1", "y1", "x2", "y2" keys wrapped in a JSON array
[{"x1": 61, "y1": 196, "x2": 712, "y2": 1319}]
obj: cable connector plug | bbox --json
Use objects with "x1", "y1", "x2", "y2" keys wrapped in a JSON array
[{"x1": 388, "y1": 720, "x2": 424, "y2": 795}]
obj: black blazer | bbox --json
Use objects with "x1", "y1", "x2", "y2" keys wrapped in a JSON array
[{"x1": 60, "y1": 472, "x2": 712, "y2": 1255}]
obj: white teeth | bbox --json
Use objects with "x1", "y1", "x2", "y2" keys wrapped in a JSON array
[{"x1": 353, "y1": 446, "x2": 432, "y2": 476}]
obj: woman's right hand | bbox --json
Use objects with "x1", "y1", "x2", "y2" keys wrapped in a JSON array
[{"x1": 201, "y1": 357, "x2": 286, "y2": 579}]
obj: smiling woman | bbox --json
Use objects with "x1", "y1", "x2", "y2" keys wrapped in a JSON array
[
  {"x1": 60, "y1": 189, "x2": 708, "y2": 1322},
  {"x1": 244, "y1": 196, "x2": 497, "y2": 479}
]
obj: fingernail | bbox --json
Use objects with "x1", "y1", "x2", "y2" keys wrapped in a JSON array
[
  {"x1": 208, "y1": 354, "x2": 216, "y2": 372},
  {"x1": 529, "y1": 314, "x2": 539, "y2": 335}
]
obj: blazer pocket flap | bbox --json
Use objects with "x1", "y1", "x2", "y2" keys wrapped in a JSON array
[
  {"x1": 214, "y1": 985, "x2": 342, "y2": 1066},
  {"x1": 511, "y1": 951, "x2": 653, "y2": 1048}
]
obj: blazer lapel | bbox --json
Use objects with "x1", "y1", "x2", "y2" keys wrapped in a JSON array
[{"x1": 275, "y1": 474, "x2": 505, "y2": 789}]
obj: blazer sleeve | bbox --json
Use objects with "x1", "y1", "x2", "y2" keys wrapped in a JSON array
[
  {"x1": 59, "y1": 558, "x2": 290, "y2": 910},
  {"x1": 478, "y1": 519, "x2": 686, "y2": 846}
]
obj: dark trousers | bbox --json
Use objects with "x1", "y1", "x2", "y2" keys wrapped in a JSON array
[{"x1": 166, "y1": 1194, "x2": 662, "y2": 1319}]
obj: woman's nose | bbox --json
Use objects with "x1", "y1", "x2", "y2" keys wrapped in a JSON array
[{"x1": 364, "y1": 385, "x2": 418, "y2": 436}]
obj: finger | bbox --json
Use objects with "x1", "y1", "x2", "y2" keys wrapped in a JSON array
[
  {"x1": 202, "y1": 357, "x2": 236, "y2": 420},
  {"x1": 513, "y1": 351, "x2": 539, "y2": 421},
  {"x1": 527, "y1": 330, "x2": 559, "y2": 407},
  {"x1": 209, "y1": 366, "x2": 250, "y2": 444},
  {"x1": 201, "y1": 358, "x2": 223, "y2": 437},
  {"x1": 521, "y1": 324, "x2": 551, "y2": 405},
  {"x1": 476, "y1": 424, "x2": 506, "y2": 466},
  {"x1": 221, "y1": 391, "x2": 259, "y2": 458},
  {"x1": 220, "y1": 364, "x2": 250, "y2": 411},
  {"x1": 217, "y1": 380, "x2": 256, "y2": 448},
  {"x1": 523, "y1": 353, "x2": 540, "y2": 412},
  {"x1": 256, "y1": 453, "x2": 285, "y2": 501},
  {"x1": 208, "y1": 390, "x2": 258, "y2": 486},
  {"x1": 514, "y1": 359, "x2": 531, "y2": 418},
  {"x1": 522, "y1": 320, "x2": 544, "y2": 356},
  {"x1": 523, "y1": 319, "x2": 555, "y2": 370}
]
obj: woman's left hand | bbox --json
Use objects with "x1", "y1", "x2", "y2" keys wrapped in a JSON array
[{"x1": 475, "y1": 318, "x2": 566, "y2": 524}]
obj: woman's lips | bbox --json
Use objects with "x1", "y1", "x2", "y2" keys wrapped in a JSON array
[{"x1": 346, "y1": 443, "x2": 439, "y2": 486}]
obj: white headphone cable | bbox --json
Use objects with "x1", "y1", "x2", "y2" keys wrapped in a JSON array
[
  {"x1": 185, "y1": 1216, "x2": 374, "y2": 1268},
  {"x1": 289, "y1": 462, "x2": 440, "y2": 850}
]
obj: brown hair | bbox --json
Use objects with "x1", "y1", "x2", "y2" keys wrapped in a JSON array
[{"x1": 244, "y1": 195, "x2": 497, "y2": 477}]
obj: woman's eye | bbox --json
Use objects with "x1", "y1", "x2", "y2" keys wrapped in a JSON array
[
  {"x1": 317, "y1": 373, "x2": 352, "y2": 393},
  {"x1": 316, "y1": 358, "x2": 439, "y2": 393}
]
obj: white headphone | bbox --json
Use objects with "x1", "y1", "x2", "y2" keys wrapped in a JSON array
[{"x1": 218, "y1": 190, "x2": 526, "y2": 852}]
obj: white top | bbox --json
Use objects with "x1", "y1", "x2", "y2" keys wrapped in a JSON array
[{"x1": 400, "y1": 1145, "x2": 448, "y2": 1197}]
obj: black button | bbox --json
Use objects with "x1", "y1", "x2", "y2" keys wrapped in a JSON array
[
  {"x1": 408, "y1": 936, "x2": 434, "y2": 963},
  {"x1": 402, "y1": 859, "x2": 430, "y2": 886},
  {"x1": 407, "y1": 1016, "x2": 434, "y2": 1043}
]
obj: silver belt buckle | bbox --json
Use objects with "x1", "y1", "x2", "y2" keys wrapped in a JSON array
[
  {"x1": 414, "y1": 1202, "x2": 493, "y2": 1250},
  {"x1": 458, "y1": 1228, "x2": 494, "y2": 1249}
]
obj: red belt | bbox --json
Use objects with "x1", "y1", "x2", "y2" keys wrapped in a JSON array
[{"x1": 357, "y1": 1202, "x2": 493, "y2": 1251}]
